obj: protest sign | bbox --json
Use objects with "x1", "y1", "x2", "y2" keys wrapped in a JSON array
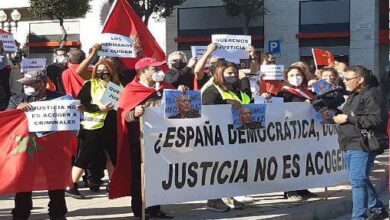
[
  {"x1": 26, "y1": 100, "x2": 81, "y2": 132},
  {"x1": 101, "y1": 82, "x2": 122, "y2": 111},
  {"x1": 191, "y1": 46, "x2": 208, "y2": 60},
  {"x1": 0, "y1": 33, "x2": 17, "y2": 52},
  {"x1": 21, "y1": 58, "x2": 47, "y2": 73},
  {"x1": 163, "y1": 90, "x2": 201, "y2": 119},
  {"x1": 98, "y1": 33, "x2": 136, "y2": 58},
  {"x1": 143, "y1": 103, "x2": 347, "y2": 207},
  {"x1": 254, "y1": 96, "x2": 284, "y2": 104},
  {"x1": 312, "y1": 79, "x2": 337, "y2": 96},
  {"x1": 260, "y1": 65, "x2": 285, "y2": 80},
  {"x1": 212, "y1": 34, "x2": 251, "y2": 64},
  {"x1": 231, "y1": 104, "x2": 266, "y2": 130}
]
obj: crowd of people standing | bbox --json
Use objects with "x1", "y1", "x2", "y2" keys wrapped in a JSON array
[{"x1": 0, "y1": 40, "x2": 388, "y2": 220}]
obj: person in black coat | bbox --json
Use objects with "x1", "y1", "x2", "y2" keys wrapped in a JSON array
[{"x1": 333, "y1": 65, "x2": 388, "y2": 220}]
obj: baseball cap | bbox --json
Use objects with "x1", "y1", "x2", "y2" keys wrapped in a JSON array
[
  {"x1": 17, "y1": 70, "x2": 48, "y2": 84},
  {"x1": 135, "y1": 57, "x2": 165, "y2": 71}
]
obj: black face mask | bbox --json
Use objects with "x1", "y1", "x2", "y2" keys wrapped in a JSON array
[
  {"x1": 172, "y1": 60, "x2": 187, "y2": 70},
  {"x1": 96, "y1": 72, "x2": 111, "y2": 81}
]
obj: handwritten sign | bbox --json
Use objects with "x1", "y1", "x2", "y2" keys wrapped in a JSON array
[
  {"x1": 260, "y1": 65, "x2": 285, "y2": 80},
  {"x1": 212, "y1": 34, "x2": 251, "y2": 64},
  {"x1": 100, "y1": 82, "x2": 122, "y2": 110},
  {"x1": 21, "y1": 58, "x2": 47, "y2": 73},
  {"x1": 99, "y1": 33, "x2": 135, "y2": 58},
  {"x1": 26, "y1": 100, "x2": 81, "y2": 132},
  {"x1": 0, "y1": 33, "x2": 17, "y2": 52}
]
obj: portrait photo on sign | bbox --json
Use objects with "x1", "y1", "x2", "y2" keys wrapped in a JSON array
[
  {"x1": 163, "y1": 90, "x2": 202, "y2": 119},
  {"x1": 231, "y1": 104, "x2": 266, "y2": 130}
]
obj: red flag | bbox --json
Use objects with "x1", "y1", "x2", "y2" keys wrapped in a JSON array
[
  {"x1": 102, "y1": 0, "x2": 166, "y2": 70},
  {"x1": 312, "y1": 48, "x2": 335, "y2": 67},
  {"x1": 0, "y1": 110, "x2": 73, "y2": 195},
  {"x1": 109, "y1": 76, "x2": 173, "y2": 199},
  {"x1": 259, "y1": 80, "x2": 284, "y2": 95}
]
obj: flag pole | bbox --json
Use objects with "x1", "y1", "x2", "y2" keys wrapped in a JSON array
[
  {"x1": 311, "y1": 48, "x2": 318, "y2": 70},
  {"x1": 140, "y1": 116, "x2": 146, "y2": 220}
]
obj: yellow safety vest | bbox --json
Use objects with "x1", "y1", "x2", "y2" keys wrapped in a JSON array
[
  {"x1": 81, "y1": 79, "x2": 108, "y2": 130},
  {"x1": 213, "y1": 83, "x2": 251, "y2": 104}
]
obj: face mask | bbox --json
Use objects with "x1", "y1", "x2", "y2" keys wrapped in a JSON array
[
  {"x1": 288, "y1": 76, "x2": 303, "y2": 87},
  {"x1": 152, "y1": 70, "x2": 165, "y2": 82},
  {"x1": 172, "y1": 61, "x2": 187, "y2": 70},
  {"x1": 54, "y1": 55, "x2": 68, "y2": 64},
  {"x1": 24, "y1": 86, "x2": 39, "y2": 96},
  {"x1": 96, "y1": 72, "x2": 110, "y2": 81},
  {"x1": 224, "y1": 76, "x2": 237, "y2": 84}
]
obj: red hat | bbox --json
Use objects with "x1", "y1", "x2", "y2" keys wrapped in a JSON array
[{"x1": 135, "y1": 57, "x2": 165, "y2": 70}]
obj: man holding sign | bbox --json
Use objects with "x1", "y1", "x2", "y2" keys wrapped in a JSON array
[{"x1": 6, "y1": 69, "x2": 74, "y2": 220}]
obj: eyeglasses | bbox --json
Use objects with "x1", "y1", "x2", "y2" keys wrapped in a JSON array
[{"x1": 343, "y1": 76, "x2": 359, "y2": 82}]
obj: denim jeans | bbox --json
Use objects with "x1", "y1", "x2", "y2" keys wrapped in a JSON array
[{"x1": 344, "y1": 150, "x2": 384, "y2": 220}]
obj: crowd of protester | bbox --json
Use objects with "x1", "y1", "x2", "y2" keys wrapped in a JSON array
[{"x1": 0, "y1": 40, "x2": 388, "y2": 220}]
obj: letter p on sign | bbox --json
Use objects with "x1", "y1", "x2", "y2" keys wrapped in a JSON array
[{"x1": 268, "y1": 40, "x2": 280, "y2": 54}]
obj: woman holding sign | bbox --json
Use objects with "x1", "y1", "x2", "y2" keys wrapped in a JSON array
[
  {"x1": 274, "y1": 66, "x2": 318, "y2": 200},
  {"x1": 66, "y1": 60, "x2": 121, "y2": 199},
  {"x1": 202, "y1": 61, "x2": 251, "y2": 212}
]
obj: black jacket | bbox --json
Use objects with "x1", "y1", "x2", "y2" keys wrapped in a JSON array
[
  {"x1": 337, "y1": 86, "x2": 383, "y2": 151},
  {"x1": 6, "y1": 90, "x2": 63, "y2": 110}
]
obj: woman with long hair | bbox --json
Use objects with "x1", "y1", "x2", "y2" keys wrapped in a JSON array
[
  {"x1": 202, "y1": 61, "x2": 252, "y2": 212},
  {"x1": 66, "y1": 60, "x2": 121, "y2": 199}
]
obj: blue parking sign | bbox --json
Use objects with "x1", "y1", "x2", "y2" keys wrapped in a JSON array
[{"x1": 268, "y1": 40, "x2": 280, "y2": 54}]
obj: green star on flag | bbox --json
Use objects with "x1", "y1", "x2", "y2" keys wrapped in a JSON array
[{"x1": 11, "y1": 134, "x2": 45, "y2": 159}]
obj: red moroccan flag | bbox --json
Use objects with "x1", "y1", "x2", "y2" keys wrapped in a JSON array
[
  {"x1": 102, "y1": 0, "x2": 166, "y2": 70},
  {"x1": 312, "y1": 48, "x2": 335, "y2": 67},
  {"x1": 0, "y1": 110, "x2": 73, "y2": 195}
]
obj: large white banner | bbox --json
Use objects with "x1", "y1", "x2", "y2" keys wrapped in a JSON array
[
  {"x1": 26, "y1": 100, "x2": 81, "y2": 132},
  {"x1": 143, "y1": 103, "x2": 347, "y2": 207}
]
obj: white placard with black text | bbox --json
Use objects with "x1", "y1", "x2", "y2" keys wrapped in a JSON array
[
  {"x1": 26, "y1": 100, "x2": 81, "y2": 132},
  {"x1": 21, "y1": 58, "x2": 47, "y2": 73},
  {"x1": 212, "y1": 34, "x2": 251, "y2": 64},
  {"x1": 98, "y1": 33, "x2": 136, "y2": 58},
  {"x1": 100, "y1": 82, "x2": 122, "y2": 111}
]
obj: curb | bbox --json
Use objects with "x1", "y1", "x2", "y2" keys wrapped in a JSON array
[{"x1": 260, "y1": 160, "x2": 388, "y2": 220}]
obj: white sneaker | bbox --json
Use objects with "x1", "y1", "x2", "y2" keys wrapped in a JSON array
[
  {"x1": 224, "y1": 197, "x2": 245, "y2": 209},
  {"x1": 233, "y1": 196, "x2": 255, "y2": 203},
  {"x1": 206, "y1": 199, "x2": 230, "y2": 212}
]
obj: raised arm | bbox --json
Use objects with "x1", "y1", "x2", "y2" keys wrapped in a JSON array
[
  {"x1": 194, "y1": 43, "x2": 217, "y2": 81},
  {"x1": 76, "y1": 44, "x2": 101, "y2": 80}
]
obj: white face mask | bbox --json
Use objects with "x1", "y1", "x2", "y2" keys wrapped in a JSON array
[
  {"x1": 152, "y1": 70, "x2": 165, "y2": 82},
  {"x1": 24, "y1": 86, "x2": 39, "y2": 96},
  {"x1": 288, "y1": 76, "x2": 303, "y2": 87}
]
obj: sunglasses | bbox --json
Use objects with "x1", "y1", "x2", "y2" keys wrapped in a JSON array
[
  {"x1": 343, "y1": 76, "x2": 359, "y2": 82},
  {"x1": 96, "y1": 71, "x2": 110, "y2": 74}
]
